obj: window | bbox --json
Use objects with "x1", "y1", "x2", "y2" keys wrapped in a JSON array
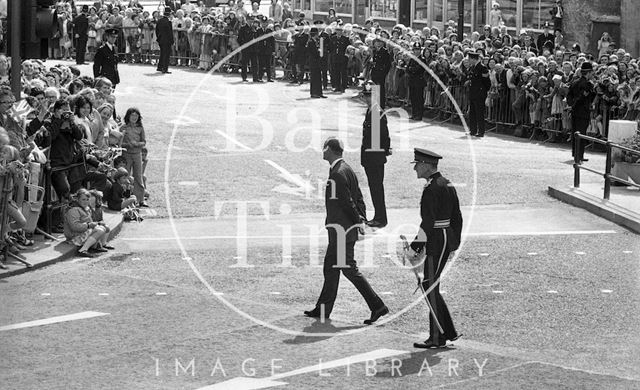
[
  {"x1": 522, "y1": 0, "x2": 554, "y2": 30},
  {"x1": 497, "y1": 0, "x2": 517, "y2": 28},
  {"x1": 475, "y1": 0, "x2": 487, "y2": 27},
  {"x1": 315, "y1": 0, "x2": 332, "y2": 13},
  {"x1": 415, "y1": 0, "x2": 428, "y2": 21},
  {"x1": 291, "y1": 0, "x2": 311, "y2": 11},
  {"x1": 433, "y1": 0, "x2": 443, "y2": 22},
  {"x1": 371, "y1": 0, "x2": 396, "y2": 19},
  {"x1": 446, "y1": 0, "x2": 472, "y2": 25},
  {"x1": 315, "y1": 0, "x2": 353, "y2": 14}
]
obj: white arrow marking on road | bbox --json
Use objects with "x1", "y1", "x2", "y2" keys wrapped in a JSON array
[
  {"x1": 215, "y1": 130, "x2": 254, "y2": 151},
  {"x1": 198, "y1": 348, "x2": 409, "y2": 390},
  {"x1": 265, "y1": 159, "x2": 314, "y2": 197},
  {"x1": 0, "y1": 311, "x2": 110, "y2": 332}
]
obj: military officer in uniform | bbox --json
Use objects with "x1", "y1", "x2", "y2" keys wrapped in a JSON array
[
  {"x1": 155, "y1": 7, "x2": 174, "y2": 74},
  {"x1": 465, "y1": 52, "x2": 490, "y2": 137},
  {"x1": 93, "y1": 28, "x2": 120, "y2": 87},
  {"x1": 73, "y1": 5, "x2": 90, "y2": 64},
  {"x1": 370, "y1": 36, "x2": 391, "y2": 108},
  {"x1": 306, "y1": 27, "x2": 326, "y2": 98},
  {"x1": 406, "y1": 42, "x2": 427, "y2": 120},
  {"x1": 304, "y1": 137, "x2": 388, "y2": 324},
  {"x1": 566, "y1": 61, "x2": 595, "y2": 162},
  {"x1": 361, "y1": 81, "x2": 390, "y2": 228},
  {"x1": 328, "y1": 25, "x2": 349, "y2": 93},
  {"x1": 257, "y1": 15, "x2": 275, "y2": 82},
  {"x1": 409, "y1": 148, "x2": 463, "y2": 348}
]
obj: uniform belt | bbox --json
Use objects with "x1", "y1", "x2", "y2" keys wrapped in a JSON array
[{"x1": 433, "y1": 219, "x2": 450, "y2": 228}]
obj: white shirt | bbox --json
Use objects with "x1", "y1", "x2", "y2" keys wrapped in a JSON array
[{"x1": 330, "y1": 158, "x2": 343, "y2": 171}]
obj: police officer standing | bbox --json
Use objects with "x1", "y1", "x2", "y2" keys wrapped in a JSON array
[
  {"x1": 237, "y1": 15, "x2": 255, "y2": 82},
  {"x1": 406, "y1": 42, "x2": 427, "y2": 120},
  {"x1": 328, "y1": 25, "x2": 349, "y2": 93},
  {"x1": 370, "y1": 36, "x2": 391, "y2": 108},
  {"x1": 566, "y1": 62, "x2": 595, "y2": 162},
  {"x1": 93, "y1": 28, "x2": 121, "y2": 87},
  {"x1": 306, "y1": 27, "x2": 326, "y2": 98},
  {"x1": 155, "y1": 7, "x2": 174, "y2": 74},
  {"x1": 73, "y1": 5, "x2": 89, "y2": 65},
  {"x1": 292, "y1": 23, "x2": 310, "y2": 85},
  {"x1": 315, "y1": 21, "x2": 330, "y2": 90},
  {"x1": 361, "y1": 81, "x2": 391, "y2": 228},
  {"x1": 409, "y1": 148, "x2": 463, "y2": 349},
  {"x1": 465, "y1": 52, "x2": 490, "y2": 137},
  {"x1": 257, "y1": 16, "x2": 275, "y2": 82}
]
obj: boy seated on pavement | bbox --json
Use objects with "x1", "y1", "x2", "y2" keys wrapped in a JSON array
[{"x1": 105, "y1": 167, "x2": 138, "y2": 211}]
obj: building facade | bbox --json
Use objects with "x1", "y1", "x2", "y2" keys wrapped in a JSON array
[{"x1": 287, "y1": 0, "x2": 640, "y2": 57}]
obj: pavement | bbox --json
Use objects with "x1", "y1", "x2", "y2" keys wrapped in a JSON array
[
  {"x1": 0, "y1": 209, "x2": 127, "y2": 278},
  {"x1": 2, "y1": 61, "x2": 639, "y2": 389}
]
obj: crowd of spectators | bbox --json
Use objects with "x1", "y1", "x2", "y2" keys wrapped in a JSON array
[{"x1": 0, "y1": 52, "x2": 149, "y2": 263}]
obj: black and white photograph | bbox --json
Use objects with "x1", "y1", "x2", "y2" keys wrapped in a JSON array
[{"x1": 0, "y1": 0, "x2": 639, "y2": 388}]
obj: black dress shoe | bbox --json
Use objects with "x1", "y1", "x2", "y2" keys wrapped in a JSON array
[
  {"x1": 77, "y1": 250, "x2": 96, "y2": 258},
  {"x1": 447, "y1": 333, "x2": 463, "y2": 342},
  {"x1": 90, "y1": 247, "x2": 108, "y2": 253},
  {"x1": 364, "y1": 305, "x2": 389, "y2": 325},
  {"x1": 413, "y1": 339, "x2": 447, "y2": 349},
  {"x1": 102, "y1": 245, "x2": 115, "y2": 250},
  {"x1": 475, "y1": 133, "x2": 484, "y2": 138},
  {"x1": 310, "y1": 95, "x2": 322, "y2": 98},
  {"x1": 162, "y1": 71, "x2": 172, "y2": 74},
  {"x1": 267, "y1": 78, "x2": 274, "y2": 82},
  {"x1": 366, "y1": 220, "x2": 387, "y2": 228},
  {"x1": 304, "y1": 309, "x2": 329, "y2": 319}
]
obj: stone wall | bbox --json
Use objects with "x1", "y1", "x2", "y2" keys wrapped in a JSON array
[
  {"x1": 562, "y1": 0, "x2": 620, "y2": 55},
  {"x1": 620, "y1": 0, "x2": 640, "y2": 57}
]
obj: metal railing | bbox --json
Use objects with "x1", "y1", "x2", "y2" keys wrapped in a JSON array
[{"x1": 573, "y1": 132, "x2": 640, "y2": 200}]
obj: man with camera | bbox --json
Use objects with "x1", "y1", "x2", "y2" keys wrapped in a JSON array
[{"x1": 44, "y1": 99, "x2": 84, "y2": 202}]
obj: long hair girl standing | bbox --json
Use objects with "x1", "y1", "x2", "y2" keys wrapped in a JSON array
[{"x1": 120, "y1": 108, "x2": 147, "y2": 207}]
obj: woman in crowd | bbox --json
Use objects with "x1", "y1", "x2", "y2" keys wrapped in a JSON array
[{"x1": 64, "y1": 188, "x2": 113, "y2": 258}]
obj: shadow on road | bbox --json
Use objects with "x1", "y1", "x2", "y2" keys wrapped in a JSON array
[{"x1": 282, "y1": 319, "x2": 365, "y2": 345}]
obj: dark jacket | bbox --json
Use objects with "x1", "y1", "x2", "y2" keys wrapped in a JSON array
[
  {"x1": 155, "y1": 16, "x2": 174, "y2": 47},
  {"x1": 467, "y1": 62, "x2": 490, "y2": 99},
  {"x1": 93, "y1": 43, "x2": 120, "y2": 85},
  {"x1": 411, "y1": 172, "x2": 463, "y2": 256},
  {"x1": 567, "y1": 76, "x2": 595, "y2": 119},
  {"x1": 406, "y1": 56, "x2": 426, "y2": 82},
  {"x1": 536, "y1": 33, "x2": 554, "y2": 53},
  {"x1": 45, "y1": 116, "x2": 84, "y2": 167},
  {"x1": 73, "y1": 13, "x2": 89, "y2": 37},
  {"x1": 257, "y1": 27, "x2": 275, "y2": 55},
  {"x1": 371, "y1": 46, "x2": 392, "y2": 81},
  {"x1": 361, "y1": 107, "x2": 390, "y2": 166},
  {"x1": 293, "y1": 32, "x2": 309, "y2": 63},
  {"x1": 325, "y1": 159, "x2": 366, "y2": 243},
  {"x1": 237, "y1": 23, "x2": 254, "y2": 52},
  {"x1": 306, "y1": 36, "x2": 321, "y2": 69},
  {"x1": 328, "y1": 34, "x2": 349, "y2": 63}
]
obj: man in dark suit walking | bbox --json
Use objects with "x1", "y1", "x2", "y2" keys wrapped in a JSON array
[
  {"x1": 410, "y1": 148, "x2": 463, "y2": 349},
  {"x1": 361, "y1": 81, "x2": 390, "y2": 228},
  {"x1": 567, "y1": 62, "x2": 596, "y2": 163},
  {"x1": 156, "y1": 7, "x2": 174, "y2": 74},
  {"x1": 305, "y1": 137, "x2": 388, "y2": 324},
  {"x1": 93, "y1": 28, "x2": 120, "y2": 87},
  {"x1": 73, "y1": 5, "x2": 90, "y2": 64},
  {"x1": 465, "y1": 52, "x2": 490, "y2": 137}
]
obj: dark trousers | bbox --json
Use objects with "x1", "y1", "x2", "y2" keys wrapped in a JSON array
[
  {"x1": 363, "y1": 164, "x2": 387, "y2": 224},
  {"x1": 241, "y1": 52, "x2": 259, "y2": 81},
  {"x1": 320, "y1": 57, "x2": 329, "y2": 88},
  {"x1": 51, "y1": 170, "x2": 71, "y2": 201},
  {"x1": 157, "y1": 44, "x2": 171, "y2": 71},
  {"x1": 315, "y1": 235, "x2": 383, "y2": 315},
  {"x1": 371, "y1": 76, "x2": 386, "y2": 108},
  {"x1": 422, "y1": 228, "x2": 457, "y2": 343},
  {"x1": 331, "y1": 60, "x2": 347, "y2": 91},
  {"x1": 572, "y1": 116, "x2": 589, "y2": 161},
  {"x1": 76, "y1": 36, "x2": 88, "y2": 64},
  {"x1": 259, "y1": 54, "x2": 272, "y2": 80},
  {"x1": 468, "y1": 96, "x2": 486, "y2": 135},
  {"x1": 409, "y1": 82, "x2": 425, "y2": 118},
  {"x1": 310, "y1": 67, "x2": 323, "y2": 96}
]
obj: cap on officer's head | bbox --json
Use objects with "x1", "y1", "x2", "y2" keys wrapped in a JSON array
[
  {"x1": 580, "y1": 61, "x2": 593, "y2": 71},
  {"x1": 412, "y1": 148, "x2": 442, "y2": 164},
  {"x1": 412, "y1": 42, "x2": 422, "y2": 50},
  {"x1": 82, "y1": 4, "x2": 89, "y2": 12},
  {"x1": 105, "y1": 28, "x2": 119, "y2": 36},
  {"x1": 298, "y1": 12, "x2": 305, "y2": 18},
  {"x1": 164, "y1": 7, "x2": 172, "y2": 15},
  {"x1": 362, "y1": 80, "x2": 375, "y2": 95},
  {"x1": 468, "y1": 52, "x2": 480, "y2": 60}
]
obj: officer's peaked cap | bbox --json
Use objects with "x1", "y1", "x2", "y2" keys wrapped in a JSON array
[{"x1": 412, "y1": 148, "x2": 442, "y2": 164}]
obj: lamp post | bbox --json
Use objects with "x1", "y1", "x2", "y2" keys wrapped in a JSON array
[
  {"x1": 10, "y1": 0, "x2": 21, "y2": 99},
  {"x1": 457, "y1": 0, "x2": 464, "y2": 42}
]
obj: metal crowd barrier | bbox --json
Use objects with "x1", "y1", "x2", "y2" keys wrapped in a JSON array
[{"x1": 573, "y1": 132, "x2": 640, "y2": 200}]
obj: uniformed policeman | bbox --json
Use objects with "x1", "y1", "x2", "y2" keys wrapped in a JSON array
[
  {"x1": 257, "y1": 15, "x2": 275, "y2": 82},
  {"x1": 370, "y1": 36, "x2": 391, "y2": 108},
  {"x1": 409, "y1": 148, "x2": 463, "y2": 349},
  {"x1": 306, "y1": 27, "x2": 326, "y2": 98},
  {"x1": 566, "y1": 61, "x2": 596, "y2": 162},
  {"x1": 93, "y1": 28, "x2": 121, "y2": 87},
  {"x1": 314, "y1": 20, "x2": 330, "y2": 90},
  {"x1": 328, "y1": 25, "x2": 350, "y2": 93},
  {"x1": 361, "y1": 81, "x2": 391, "y2": 227},
  {"x1": 465, "y1": 51, "x2": 490, "y2": 137},
  {"x1": 406, "y1": 42, "x2": 427, "y2": 120}
]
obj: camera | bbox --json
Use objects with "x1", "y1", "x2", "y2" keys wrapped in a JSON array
[{"x1": 61, "y1": 111, "x2": 73, "y2": 120}]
